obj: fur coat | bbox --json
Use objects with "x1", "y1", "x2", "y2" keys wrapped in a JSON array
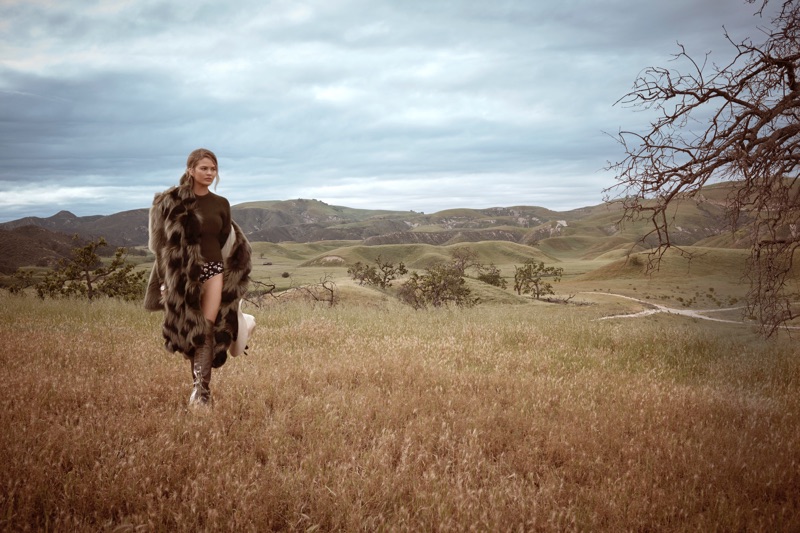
[{"x1": 144, "y1": 183, "x2": 252, "y2": 368}]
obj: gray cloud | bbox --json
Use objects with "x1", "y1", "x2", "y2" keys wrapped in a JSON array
[{"x1": 0, "y1": 0, "x2": 776, "y2": 221}]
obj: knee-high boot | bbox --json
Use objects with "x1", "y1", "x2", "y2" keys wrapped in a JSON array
[{"x1": 189, "y1": 325, "x2": 214, "y2": 405}]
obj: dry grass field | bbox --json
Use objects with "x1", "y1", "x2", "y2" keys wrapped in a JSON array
[{"x1": 1, "y1": 290, "x2": 798, "y2": 531}]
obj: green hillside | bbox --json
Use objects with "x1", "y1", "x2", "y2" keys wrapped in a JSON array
[
  {"x1": 300, "y1": 241, "x2": 556, "y2": 269},
  {"x1": 236, "y1": 199, "x2": 412, "y2": 221},
  {"x1": 578, "y1": 247, "x2": 750, "y2": 282}
]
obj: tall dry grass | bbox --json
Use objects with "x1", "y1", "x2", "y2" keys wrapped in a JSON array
[{"x1": 1, "y1": 296, "x2": 798, "y2": 531}]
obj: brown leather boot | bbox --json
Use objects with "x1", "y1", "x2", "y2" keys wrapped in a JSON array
[{"x1": 189, "y1": 326, "x2": 214, "y2": 406}]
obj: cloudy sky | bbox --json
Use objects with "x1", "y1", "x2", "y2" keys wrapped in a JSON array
[{"x1": 0, "y1": 0, "x2": 777, "y2": 222}]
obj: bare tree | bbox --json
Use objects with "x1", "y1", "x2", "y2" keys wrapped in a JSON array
[
  {"x1": 607, "y1": 0, "x2": 800, "y2": 336},
  {"x1": 247, "y1": 276, "x2": 337, "y2": 307},
  {"x1": 296, "y1": 275, "x2": 337, "y2": 307},
  {"x1": 246, "y1": 279, "x2": 277, "y2": 306}
]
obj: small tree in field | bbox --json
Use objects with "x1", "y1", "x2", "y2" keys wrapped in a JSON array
[
  {"x1": 476, "y1": 263, "x2": 507, "y2": 289},
  {"x1": 35, "y1": 237, "x2": 146, "y2": 301},
  {"x1": 347, "y1": 261, "x2": 378, "y2": 286},
  {"x1": 450, "y1": 246, "x2": 508, "y2": 288},
  {"x1": 450, "y1": 247, "x2": 479, "y2": 276},
  {"x1": 398, "y1": 262, "x2": 478, "y2": 309},
  {"x1": 97, "y1": 250, "x2": 149, "y2": 301},
  {"x1": 373, "y1": 255, "x2": 408, "y2": 288},
  {"x1": 513, "y1": 260, "x2": 563, "y2": 299},
  {"x1": 5, "y1": 269, "x2": 35, "y2": 295},
  {"x1": 607, "y1": 0, "x2": 800, "y2": 335},
  {"x1": 348, "y1": 256, "x2": 407, "y2": 288}
]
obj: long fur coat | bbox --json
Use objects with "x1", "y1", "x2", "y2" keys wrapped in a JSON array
[{"x1": 144, "y1": 183, "x2": 251, "y2": 368}]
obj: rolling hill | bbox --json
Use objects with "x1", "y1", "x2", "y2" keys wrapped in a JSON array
[{"x1": 0, "y1": 182, "x2": 751, "y2": 273}]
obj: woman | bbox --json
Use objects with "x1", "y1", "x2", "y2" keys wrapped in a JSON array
[{"x1": 145, "y1": 148, "x2": 252, "y2": 406}]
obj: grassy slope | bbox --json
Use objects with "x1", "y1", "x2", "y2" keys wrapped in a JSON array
[
  {"x1": 248, "y1": 240, "x2": 800, "y2": 328},
  {"x1": 298, "y1": 241, "x2": 556, "y2": 269},
  {"x1": 245, "y1": 236, "x2": 796, "y2": 313},
  {"x1": 579, "y1": 246, "x2": 750, "y2": 281},
  {"x1": 235, "y1": 199, "x2": 412, "y2": 221},
  {"x1": 1, "y1": 297, "x2": 797, "y2": 531}
]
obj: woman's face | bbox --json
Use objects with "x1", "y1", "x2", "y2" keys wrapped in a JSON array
[{"x1": 191, "y1": 157, "x2": 217, "y2": 189}]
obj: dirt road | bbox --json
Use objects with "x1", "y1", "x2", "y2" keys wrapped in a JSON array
[{"x1": 588, "y1": 293, "x2": 747, "y2": 324}]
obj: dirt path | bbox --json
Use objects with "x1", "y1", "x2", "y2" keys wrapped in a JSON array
[{"x1": 586, "y1": 293, "x2": 748, "y2": 324}]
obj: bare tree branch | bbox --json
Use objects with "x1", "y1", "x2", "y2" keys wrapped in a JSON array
[
  {"x1": 606, "y1": 0, "x2": 800, "y2": 336},
  {"x1": 246, "y1": 276, "x2": 337, "y2": 308}
]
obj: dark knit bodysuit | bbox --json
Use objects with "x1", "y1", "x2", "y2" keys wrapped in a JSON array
[{"x1": 195, "y1": 192, "x2": 231, "y2": 283}]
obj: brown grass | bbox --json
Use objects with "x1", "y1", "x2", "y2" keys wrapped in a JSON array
[{"x1": 1, "y1": 296, "x2": 798, "y2": 531}]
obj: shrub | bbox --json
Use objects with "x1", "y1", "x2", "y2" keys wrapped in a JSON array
[{"x1": 398, "y1": 262, "x2": 477, "y2": 309}]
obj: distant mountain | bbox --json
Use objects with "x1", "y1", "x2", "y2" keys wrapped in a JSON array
[
  {"x1": 1, "y1": 210, "x2": 104, "y2": 232},
  {"x1": 0, "y1": 226, "x2": 85, "y2": 274},
  {"x1": 0, "y1": 224, "x2": 134, "y2": 275},
  {"x1": 0, "y1": 209, "x2": 149, "y2": 246},
  {"x1": 0, "y1": 183, "x2": 749, "y2": 273}
]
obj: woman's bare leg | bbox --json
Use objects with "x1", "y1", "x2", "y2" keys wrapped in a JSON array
[{"x1": 200, "y1": 273, "x2": 223, "y2": 323}]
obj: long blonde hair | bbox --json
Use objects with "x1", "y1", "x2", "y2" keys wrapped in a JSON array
[{"x1": 179, "y1": 148, "x2": 219, "y2": 189}]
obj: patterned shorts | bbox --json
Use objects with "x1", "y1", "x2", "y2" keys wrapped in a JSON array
[{"x1": 199, "y1": 261, "x2": 224, "y2": 283}]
